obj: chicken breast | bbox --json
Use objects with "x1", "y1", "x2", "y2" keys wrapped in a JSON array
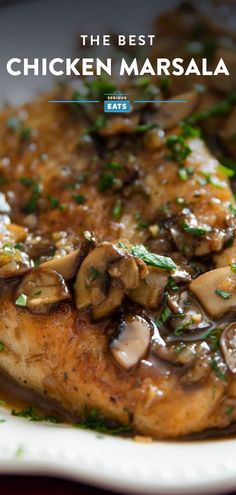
[{"x1": 0, "y1": 83, "x2": 235, "y2": 439}]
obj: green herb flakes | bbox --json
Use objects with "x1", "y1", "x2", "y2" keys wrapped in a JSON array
[
  {"x1": 72, "y1": 193, "x2": 85, "y2": 205},
  {"x1": 112, "y1": 199, "x2": 122, "y2": 220},
  {"x1": 15, "y1": 294, "x2": 28, "y2": 307},
  {"x1": 215, "y1": 289, "x2": 232, "y2": 300},
  {"x1": 210, "y1": 358, "x2": 228, "y2": 382},
  {"x1": 131, "y1": 244, "x2": 177, "y2": 271},
  {"x1": 182, "y1": 221, "x2": 211, "y2": 236},
  {"x1": 0, "y1": 342, "x2": 5, "y2": 352}
]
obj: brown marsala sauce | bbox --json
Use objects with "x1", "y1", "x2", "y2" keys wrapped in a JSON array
[
  {"x1": 0, "y1": 281, "x2": 235, "y2": 440},
  {"x1": 1, "y1": 368, "x2": 236, "y2": 441}
]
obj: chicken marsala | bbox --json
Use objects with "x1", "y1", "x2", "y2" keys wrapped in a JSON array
[{"x1": 0, "y1": 2, "x2": 236, "y2": 439}]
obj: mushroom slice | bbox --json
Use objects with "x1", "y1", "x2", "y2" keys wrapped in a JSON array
[
  {"x1": 15, "y1": 267, "x2": 71, "y2": 314},
  {"x1": 110, "y1": 315, "x2": 151, "y2": 370},
  {"x1": 153, "y1": 91, "x2": 199, "y2": 130},
  {"x1": 190, "y1": 267, "x2": 236, "y2": 318},
  {"x1": 128, "y1": 266, "x2": 168, "y2": 309},
  {"x1": 220, "y1": 324, "x2": 236, "y2": 374},
  {"x1": 74, "y1": 241, "x2": 144, "y2": 319},
  {"x1": 0, "y1": 246, "x2": 33, "y2": 278},
  {"x1": 41, "y1": 249, "x2": 81, "y2": 280}
]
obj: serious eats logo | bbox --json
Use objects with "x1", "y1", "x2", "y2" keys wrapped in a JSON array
[{"x1": 104, "y1": 92, "x2": 130, "y2": 113}]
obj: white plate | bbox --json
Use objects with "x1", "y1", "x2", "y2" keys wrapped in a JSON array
[{"x1": 0, "y1": 1, "x2": 236, "y2": 493}]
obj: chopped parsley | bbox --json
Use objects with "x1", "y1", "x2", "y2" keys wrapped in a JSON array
[
  {"x1": 0, "y1": 342, "x2": 5, "y2": 352},
  {"x1": 20, "y1": 127, "x2": 31, "y2": 140},
  {"x1": 178, "y1": 168, "x2": 189, "y2": 181},
  {"x1": 24, "y1": 183, "x2": 41, "y2": 213},
  {"x1": 168, "y1": 276, "x2": 179, "y2": 292},
  {"x1": 89, "y1": 115, "x2": 107, "y2": 133},
  {"x1": 75, "y1": 408, "x2": 132, "y2": 435},
  {"x1": 218, "y1": 163, "x2": 234, "y2": 178},
  {"x1": 203, "y1": 327, "x2": 222, "y2": 352},
  {"x1": 225, "y1": 405, "x2": 234, "y2": 417},
  {"x1": 86, "y1": 77, "x2": 117, "y2": 100},
  {"x1": 72, "y1": 193, "x2": 86, "y2": 205},
  {"x1": 87, "y1": 266, "x2": 100, "y2": 282},
  {"x1": 210, "y1": 358, "x2": 228, "y2": 382},
  {"x1": 47, "y1": 195, "x2": 60, "y2": 209},
  {"x1": 15, "y1": 294, "x2": 28, "y2": 307},
  {"x1": 166, "y1": 134, "x2": 191, "y2": 163},
  {"x1": 215, "y1": 289, "x2": 232, "y2": 300},
  {"x1": 156, "y1": 307, "x2": 172, "y2": 327},
  {"x1": 135, "y1": 123, "x2": 157, "y2": 134},
  {"x1": 159, "y1": 76, "x2": 171, "y2": 94},
  {"x1": 173, "y1": 319, "x2": 192, "y2": 336},
  {"x1": 231, "y1": 263, "x2": 236, "y2": 273},
  {"x1": 186, "y1": 90, "x2": 236, "y2": 125},
  {"x1": 19, "y1": 176, "x2": 35, "y2": 187},
  {"x1": 182, "y1": 221, "x2": 212, "y2": 236},
  {"x1": 106, "y1": 161, "x2": 122, "y2": 170},
  {"x1": 112, "y1": 198, "x2": 122, "y2": 220},
  {"x1": 12, "y1": 406, "x2": 60, "y2": 423},
  {"x1": 131, "y1": 244, "x2": 177, "y2": 271},
  {"x1": 98, "y1": 173, "x2": 115, "y2": 192}
]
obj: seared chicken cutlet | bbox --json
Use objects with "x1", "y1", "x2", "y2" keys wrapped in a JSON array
[
  {"x1": 0, "y1": 82, "x2": 235, "y2": 439},
  {"x1": 0, "y1": 2, "x2": 236, "y2": 438}
]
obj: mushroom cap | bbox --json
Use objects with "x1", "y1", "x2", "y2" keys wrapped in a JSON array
[
  {"x1": 15, "y1": 267, "x2": 71, "y2": 314},
  {"x1": 110, "y1": 314, "x2": 151, "y2": 370}
]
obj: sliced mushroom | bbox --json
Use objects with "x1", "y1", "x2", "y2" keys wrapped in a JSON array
[
  {"x1": 110, "y1": 315, "x2": 151, "y2": 370},
  {"x1": 153, "y1": 338, "x2": 209, "y2": 367},
  {"x1": 74, "y1": 241, "x2": 145, "y2": 319},
  {"x1": 167, "y1": 291, "x2": 211, "y2": 334},
  {"x1": 190, "y1": 267, "x2": 236, "y2": 318},
  {"x1": 220, "y1": 324, "x2": 236, "y2": 374},
  {"x1": 15, "y1": 267, "x2": 71, "y2": 314},
  {"x1": 0, "y1": 246, "x2": 33, "y2": 278},
  {"x1": 41, "y1": 249, "x2": 81, "y2": 280},
  {"x1": 128, "y1": 266, "x2": 168, "y2": 309},
  {"x1": 152, "y1": 91, "x2": 200, "y2": 130}
]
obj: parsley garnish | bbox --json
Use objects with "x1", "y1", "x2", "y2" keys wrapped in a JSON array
[
  {"x1": 15, "y1": 294, "x2": 27, "y2": 307},
  {"x1": 87, "y1": 266, "x2": 100, "y2": 282},
  {"x1": 186, "y1": 90, "x2": 236, "y2": 125},
  {"x1": 231, "y1": 263, "x2": 236, "y2": 273},
  {"x1": 182, "y1": 221, "x2": 212, "y2": 236},
  {"x1": 168, "y1": 276, "x2": 179, "y2": 291},
  {"x1": 210, "y1": 358, "x2": 228, "y2": 382},
  {"x1": 135, "y1": 123, "x2": 157, "y2": 134},
  {"x1": 72, "y1": 193, "x2": 85, "y2": 205},
  {"x1": 12, "y1": 406, "x2": 60, "y2": 423},
  {"x1": 0, "y1": 342, "x2": 5, "y2": 352},
  {"x1": 215, "y1": 289, "x2": 232, "y2": 300},
  {"x1": 75, "y1": 408, "x2": 132, "y2": 435},
  {"x1": 166, "y1": 135, "x2": 191, "y2": 163},
  {"x1": 98, "y1": 173, "x2": 115, "y2": 192},
  {"x1": 47, "y1": 195, "x2": 60, "y2": 209},
  {"x1": 225, "y1": 405, "x2": 234, "y2": 417},
  {"x1": 24, "y1": 183, "x2": 41, "y2": 213},
  {"x1": 20, "y1": 127, "x2": 31, "y2": 141},
  {"x1": 112, "y1": 199, "x2": 122, "y2": 220},
  {"x1": 218, "y1": 164, "x2": 234, "y2": 178},
  {"x1": 178, "y1": 168, "x2": 188, "y2": 181},
  {"x1": 130, "y1": 244, "x2": 177, "y2": 271},
  {"x1": 173, "y1": 319, "x2": 192, "y2": 336},
  {"x1": 106, "y1": 161, "x2": 122, "y2": 170}
]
